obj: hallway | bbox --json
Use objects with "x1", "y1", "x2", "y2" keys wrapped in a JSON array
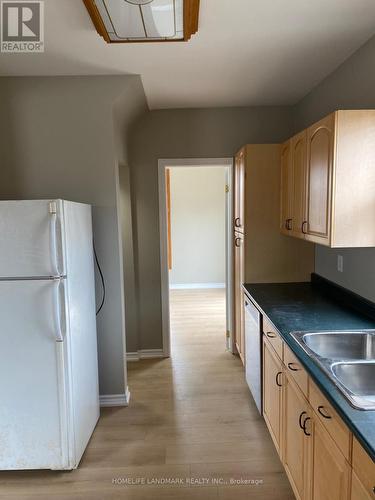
[{"x1": 0, "y1": 289, "x2": 293, "y2": 499}]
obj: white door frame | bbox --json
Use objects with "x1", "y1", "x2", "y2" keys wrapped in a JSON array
[{"x1": 158, "y1": 158, "x2": 234, "y2": 357}]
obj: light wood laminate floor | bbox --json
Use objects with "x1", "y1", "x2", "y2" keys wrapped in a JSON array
[{"x1": 0, "y1": 289, "x2": 294, "y2": 499}]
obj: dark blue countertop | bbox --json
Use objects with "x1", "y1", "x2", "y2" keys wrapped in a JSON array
[{"x1": 243, "y1": 280, "x2": 375, "y2": 462}]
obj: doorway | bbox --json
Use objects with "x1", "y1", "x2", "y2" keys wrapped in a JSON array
[{"x1": 158, "y1": 158, "x2": 233, "y2": 357}]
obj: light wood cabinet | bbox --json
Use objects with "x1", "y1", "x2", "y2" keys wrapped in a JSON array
[
  {"x1": 282, "y1": 373, "x2": 312, "y2": 500},
  {"x1": 280, "y1": 140, "x2": 293, "y2": 235},
  {"x1": 305, "y1": 114, "x2": 334, "y2": 245},
  {"x1": 352, "y1": 438, "x2": 375, "y2": 499},
  {"x1": 234, "y1": 231, "x2": 244, "y2": 363},
  {"x1": 284, "y1": 344, "x2": 309, "y2": 398},
  {"x1": 263, "y1": 338, "x2": 283, "y2": 454},
  {"x1": 291, "y1": 130, "x2": 307, "y2": 239},
  {"x1": 351, "y1": 471, "x2": 374, "y2": 500},
  {"x1": 309, "y1": 381, "x2": 351, "y2": 461},
  {"x1": 262, "y1": 316, "x2": 283, "y2": 359},
  {"x1": 259, "y1": 310, "x2": 375, "y2": 500},
  {"x1": 233, "y1": 145, "x2": 314, "y2": 361},
  {"x1": 280, "y1": 131, "x2": 308, "y2": 239},
  {"x1": 310, "y1": 418, "x2": 351, "y2": 500},
  {"x1": 280, "y1": 110, "x2": 375, "y2": 247},
  {"x1": 234, "y1": 148, "x2": 245, "y2": 233}
]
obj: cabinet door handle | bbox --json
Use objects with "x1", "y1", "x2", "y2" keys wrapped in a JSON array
[
  {"x1": 275, "y1": 372, "x2": 283, "y2": 387},
  {"x1": 266, "y1": 332, "x2": 277, "y2": 339},
  {"x1": 288, "y1": 362, "x2": 300, "y2": 372},
  {"x1": 235, "y1": 237, "x2": 241, "y2": 247},
  {"x1": 299, "y1": 411, "x2": 307, "y2": 430},
  {"x1": 286, "y1": 218, "x2": 293, "y2": 230},
  {"x1": 303, "y1": 417, "x2": 311, "y2": 436},
  {"x1": 318, "y1": 406, "x2": 332, "y2": 420},
  {"x1": 235, "y1": 217, "x2": 241, "y2": 227},
  {"x1": 301, "y1": 221, "x2": 308, "y2": 234}
]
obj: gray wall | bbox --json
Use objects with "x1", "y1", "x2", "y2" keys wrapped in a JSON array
[
  {"x1": 118, "y1": 164, "x2": 139, "y2": 353},
  {"x1": 294, "y1": 34, "x2": 375, "y2": 302},
  {"x1": 169, "y1": 166, "x2": 226, "y2": 286},
  {"x1": 129, "y1": 107, "x2": 294, "y2": 350},
  {"x1": 0, "y1": 75, "x2": 147, "y2": 395}
]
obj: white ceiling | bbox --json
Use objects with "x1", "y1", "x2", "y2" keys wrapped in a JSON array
[{"x1": 1, "y1": 0, "x2": 375, "y2": 109}]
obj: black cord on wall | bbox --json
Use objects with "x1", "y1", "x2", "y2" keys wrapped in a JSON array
[{"x1": 93, "y1": 241, "x2": 106, "y2": 316}]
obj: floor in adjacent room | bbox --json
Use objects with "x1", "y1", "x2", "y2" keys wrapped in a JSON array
[{"x1": 0, "y1": 289, "x2": 293, "y2": 500}]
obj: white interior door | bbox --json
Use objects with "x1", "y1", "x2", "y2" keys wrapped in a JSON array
[
  {"x1": 0, "y1": 200, "x2": 65, "y2": 278},
  {"x1": 0, "y1": 279, "x2": 68, "y2": 470}
]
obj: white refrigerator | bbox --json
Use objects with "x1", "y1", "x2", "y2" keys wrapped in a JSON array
[{"x1": 0, "y1": 199, "x2": 100, "y2": 470}]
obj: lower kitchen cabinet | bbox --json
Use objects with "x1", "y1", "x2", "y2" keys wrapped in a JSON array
[
  {"x1": 263, "y1": 338, "x2": 283, "y2": 454},
  {"x1": 260, "y1": 311, "x2": 375, "y2": 500},
  {"x1": 311, "y1": 418, "x2": 351, "y2": 500},
  {"x1": 282, "y1": 373, "x2": 312, "y2": 500},
  {"x1": 352, "y1": 438, "x2": 375, "y2": 499},
  {"x1": 351, "y1": 471, "x2": 373, "y2": 500}
]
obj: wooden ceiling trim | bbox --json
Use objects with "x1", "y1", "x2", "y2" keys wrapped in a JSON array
[{"x1": 82, "y1": 0, "x2": 200, "y2": 44}]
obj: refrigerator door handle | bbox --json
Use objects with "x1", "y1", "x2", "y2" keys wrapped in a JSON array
[
  {"x1": 49, "y1": 202, "x2": 60, "y2": 277},
  {"x1": 54, "y1": 278, "x2": 65, "y2": 343}
]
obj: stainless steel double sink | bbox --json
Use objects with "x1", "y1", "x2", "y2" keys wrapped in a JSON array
[{"x1": 290, "y1": 331, "x2": 375, "y2": 410}]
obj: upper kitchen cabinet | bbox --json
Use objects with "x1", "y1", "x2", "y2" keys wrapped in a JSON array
[
  {"x1": 281, "y1": 131, "x2": 308, "y2": 239},
  {"x1": 280, "y1": 141, "x2": 293, "y2": 236},
  {"x1": 304, "y1": 113, "x2": 334, "y2": 246},
  {"x1": 281, "y1": 110, "x2": 375, "y2": 247},
  {"x1": 291, "y1": 130, "x2": 307, "y2": 240}
]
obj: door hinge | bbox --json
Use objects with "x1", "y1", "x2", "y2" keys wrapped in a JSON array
[
  {"x1": 225, "y1": 184, "x2": 230, "y2": 193},
  {"x1": 49, "y1": 201, "x2": 57, "y2": 214}
]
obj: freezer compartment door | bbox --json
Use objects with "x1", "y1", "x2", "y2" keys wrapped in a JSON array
[
  {"x1": 0, "y1": 280, "x2": 69, "y2": 470},
  {"x1": 0, "y1": 200, "x2": 65, "y2": 278}
]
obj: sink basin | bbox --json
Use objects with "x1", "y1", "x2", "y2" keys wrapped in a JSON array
[
  {"x1": 302, "y1": 331, "x2": 375, "y2": 360},
  {"x1": 290, "y1": 330, "x2": 375, "y2": 410},
  {"x1": 331, "y1": 362, "x2": 375, "y2": 410}
]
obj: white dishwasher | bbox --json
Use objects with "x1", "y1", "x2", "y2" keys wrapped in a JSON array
[{"x1": 244, "y1": 295, "x2": 262, "y2": 414}]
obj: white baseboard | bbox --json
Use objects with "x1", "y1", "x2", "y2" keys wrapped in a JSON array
[
  {"x1": 99, "y1": 387, "x2": 131, "y2": 407},
  {"x1": 169, "y1": 283, "x2": 225, "y2": 290},
  {"x1": 126, "y1": 349, "x2": 165, "y2": 362}
]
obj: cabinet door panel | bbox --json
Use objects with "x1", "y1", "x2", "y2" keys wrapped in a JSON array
[
  {"x1": 263, "y1": 339, "x2": 283, "y2": 453},
  {"x1": 234, "y1": 149, "x2": 245, "y2": 233},
  {"x1": 291, "y1": 131, "x2": 307, "y2": 238},
  {"x1": 234, "y1": 232, "x2": 244, "y2": 363},
  {"x1": 280, "y1": 140, "x2": 293, "y2": 235},
  {"x1": 306, "y1": 114, "x2": 334, "y2": 244},
  {"x1": 311, "y1": 419, "x2": 351, "y2": 500},
  {"x1": 351, "y1": 471, "x2": 373, "y2": 500},
  {"x1": 282, "y1": 375, "x2": 311, "y2": 500}
]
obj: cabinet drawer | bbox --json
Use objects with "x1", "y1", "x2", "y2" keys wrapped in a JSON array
[
  {"x1": 309, "y1": 381, "x2": 351, "y2": 461},
  {"x1": 284, "y1": 345, "x2": 308, "y2": 398},
  {"x1": 352, "y1": 438, "x2": 375, "y2": 498},
  {"x1": 262, "y1": 316, "x2": 283, "y2": 360}
]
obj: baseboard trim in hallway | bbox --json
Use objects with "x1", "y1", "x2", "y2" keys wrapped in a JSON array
[
  {"x1": 169, "y1": 283, "x2": 225, "y2": 290},
  {"x1": 99, "y1": 387, "x2": 131, "y2": 407},
  {"x1": 126, "y1": 349, "x2": 165, "y2": 362}
]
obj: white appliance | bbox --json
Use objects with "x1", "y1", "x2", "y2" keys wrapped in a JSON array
[
  {"x1": 244, "y1": 294, "x2": 262, "y2": 414},
  {"x1": 0, "y1": 200, "x2": 100, "y2": 470}
]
